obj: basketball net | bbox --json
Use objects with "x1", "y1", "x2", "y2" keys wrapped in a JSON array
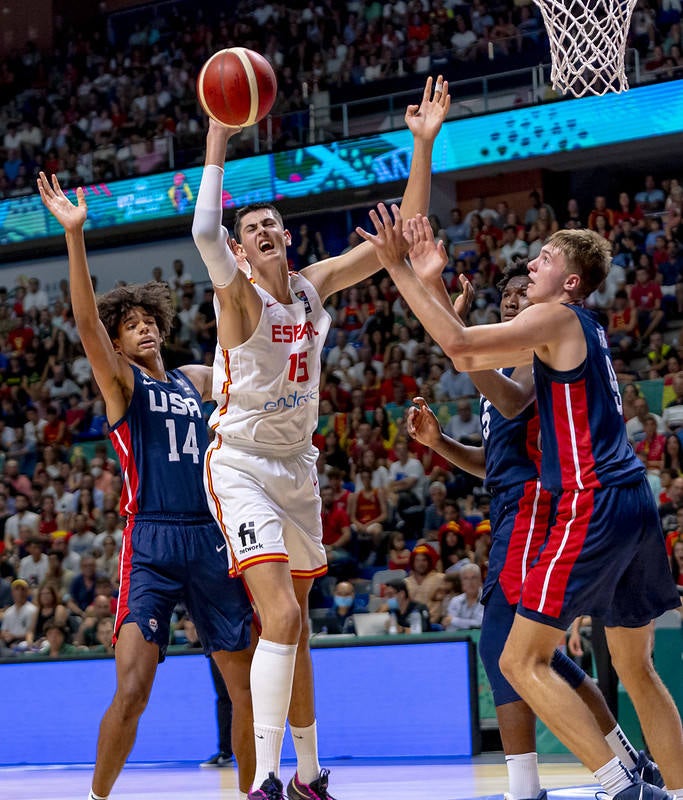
[{"x1": 533, "y1": 0, "x2": 638, "y2": 96}]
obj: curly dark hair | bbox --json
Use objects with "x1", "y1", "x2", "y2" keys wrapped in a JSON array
[
  {"x1": 496, "y1": 257, "x2": 529, "y2": 293},
  {"x1": 233, "y1": 202, "x2": 284, "y2": 243},
  {"x1": 96, "y1": 282, "x2": 175, "y2": 341}
]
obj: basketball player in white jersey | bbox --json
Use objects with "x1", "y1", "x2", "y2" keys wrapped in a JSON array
[{"x1": 192, "y1": 77, "x2": 450, "y2": 800}]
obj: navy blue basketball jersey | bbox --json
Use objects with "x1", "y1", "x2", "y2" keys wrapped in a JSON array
[
  {"x1": 110, "y1": 364, "x2": 212, "y2": 516},
  {"x1": 480, "y1": 368, "x2": 542, "y2": 492},
  {"x1": 533, "y1": 304, "x2": 644, "y2": 491}
]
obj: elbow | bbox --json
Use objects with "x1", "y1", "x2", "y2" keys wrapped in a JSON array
[
  {"x1": 191, "y1": 218, "x2": 214, "y2": 247},
  {"x1": 191, "y1": 212, "x2": 223, "y2": 249}
]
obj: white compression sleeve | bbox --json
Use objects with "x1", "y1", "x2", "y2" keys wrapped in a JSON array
[{"x1": 192, "y1": 163, "x2": 238, "y2": 288}]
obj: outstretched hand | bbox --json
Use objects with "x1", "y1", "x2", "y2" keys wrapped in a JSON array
[
  {"x1": 37, "y1": 172, "x2": 87, "y2": 233},
  {"x1": 403, "y1": 214, "x2": 449, "y2": 283},
  {"x1": 356, "y1": 203, "x2": 409, "y2": 271},
  {"x1": 406, "y1": 397, "x2": 442, "y2": 448},
  {"x1": 405, "y1": 75, "x2": 451, "y2": 141},
  {"x1": 453, "y1": 273, "x2": 475, "y2": 319}
]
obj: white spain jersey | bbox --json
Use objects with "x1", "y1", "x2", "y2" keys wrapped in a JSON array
[{"x1": 209, "y1": 272, "x2": 331, "y2": 455}]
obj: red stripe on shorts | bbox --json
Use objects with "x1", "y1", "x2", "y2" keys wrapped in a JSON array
[
  {"x1": 521, "y1": 489, "x2": 593, "y2": 618},
  {"x1": 113, "y1": 515, "x2": 136, "y2": 642},
  {"x1": 499, "y1": 479, "x2": 553, "y2": 605}
]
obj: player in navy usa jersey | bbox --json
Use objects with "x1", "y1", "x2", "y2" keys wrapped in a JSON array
[
  {"x1": 359, "y1": 209, "x2": 682, "y2": 800},
  {"x1": 407, "y1": 263, "x2": 655, "y2": 800},
  {"x1": 38, "y1": 173, "x2": 255, "y2": 800}
]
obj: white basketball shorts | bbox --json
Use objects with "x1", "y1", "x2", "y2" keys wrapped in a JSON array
[{"x1": 204, "y1": 441, "x2": 327, "y2": 578}]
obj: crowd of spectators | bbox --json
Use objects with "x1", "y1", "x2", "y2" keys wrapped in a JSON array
[
  {"x1": 2, "y1": 168, "x2": 683, "y2": 656},
  {"x1": 0, "y1": 0, "x2": 682, "y2": 198}
]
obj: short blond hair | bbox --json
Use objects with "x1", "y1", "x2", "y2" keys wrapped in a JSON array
[{"x1": 547, "y1": 229, "x2": 612, "y2": 298}]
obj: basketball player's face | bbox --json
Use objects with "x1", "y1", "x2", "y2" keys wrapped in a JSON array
[
  {"x1": 238, "y1": 209, "x2": 291, "y2": 270},
  {"x1": 526, "y1": 245, "x2": 568, "y2": 303},
  {"x1": 499, "y1": 276, "x2": 530, "y2": 321},
  {"x1": 115, "y1": 307, "x2": 161, "y2": 359}
]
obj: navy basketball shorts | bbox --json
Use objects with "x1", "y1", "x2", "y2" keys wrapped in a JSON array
[
  {"x1": 519, "y1": 476, "x2": 681, "y2": 630},
  {"x1": 480, "y1": 581, "x2": 586, "y2": 706},
  {"x1": 115, "y1": 513, "x2": 252, "y2": 661},
  {"x1": 483, "y1": 479, "x2": 555, "y2": 607}
]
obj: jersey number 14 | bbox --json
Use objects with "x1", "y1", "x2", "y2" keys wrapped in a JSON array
[{"x1": 165, "y1": 419, "x2": 200, "y2": 463}]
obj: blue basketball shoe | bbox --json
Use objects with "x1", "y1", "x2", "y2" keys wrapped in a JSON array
[
  {"x1": 634, "y1": 751, "x2": 665, "y2": 789},
  {"x1": 610, "y1": 781, "x2": 673, "y2": 800}
]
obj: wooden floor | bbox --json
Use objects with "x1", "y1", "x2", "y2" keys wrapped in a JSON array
[{"x1": 2, "y1": 756, "x2": 597, "y2": 800}]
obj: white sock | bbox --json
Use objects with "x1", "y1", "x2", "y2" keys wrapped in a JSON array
[
  {"x1": 290, "y1": 721, "x2": 321, "y2": 785},
  {"x1": 505, "y1": 752, "x2": 542, "y2": 800},
  {"x1": 89, "y1": 791, "x2": 108, "y2": 800},
  {"x1": 237, "y1": 791, "x2": 248, "y2": 800},
  {"x1": 250, "y1": 638, "x2": 297, "y2": 789},
  {"x1": 605, "y1": 725, "x2": 638, "y2": 770},
  {"x1": 594, "y1": 757, "x2": 635, "y2": 796}
]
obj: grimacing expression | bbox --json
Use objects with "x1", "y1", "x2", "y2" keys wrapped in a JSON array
[{"x1": 236, "y1": 209, "x2": 291, "y2": 268}]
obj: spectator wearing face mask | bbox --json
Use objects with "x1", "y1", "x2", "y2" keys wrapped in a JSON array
[{"x1": 321, "y1": 580, "x2": 367, "y2": 634}]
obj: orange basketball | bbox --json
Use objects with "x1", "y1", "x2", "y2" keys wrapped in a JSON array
[{"x1": 196, "y1": 47, "x2": 277, "y2": 127}]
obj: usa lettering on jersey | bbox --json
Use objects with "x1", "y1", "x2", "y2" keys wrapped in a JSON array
[{"x1": 147, "y1": 389, "x2": 203, "y2": 418}]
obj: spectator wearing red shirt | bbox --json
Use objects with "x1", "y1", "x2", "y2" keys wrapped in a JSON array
[
  {"x1": 629, "y1": 265, "x2": 664, "y2": 341},
  {"x1": 607, "y1": 289, "x2": 638, "y2": 357},
  {"x1": 652, "y1": 234, "x2": 669, "y2": 270},
  {"x1": 613, "y1": 192, "x2": 645, "y2": 228},
  {"x1": 319, "y1": 373, "x2": 351, "y2": 413},
  {"x1": 42, "y1": 406, "x2": 70, "y2": 450},
  {"x1": 38, "y1": 494, "x2": 61, "y2": 539},
  {"x1": 321, "y1": 485, "x2": 354, "y2": 579},
  {"x1": 327, "y1": 468, "x2": 351, "y2": 513},
  {"x1": 7, "y1": 314, "x2": 34, "y2": 355},
  {"x1": 635, "y1": 415, "x2": 666, "y2": 473},
  {"x1": 587, "y1": 195, "x2": 616, "y2": 230},
  {"x1": 337, "y1": 287, "x2": 366, "y2": 336},
  {"x1": 380, "y1": 360, "x2": 418, "y2": 404},
  {"x1": 359, "y1": 365, "x2": 381, "y2": 411}
]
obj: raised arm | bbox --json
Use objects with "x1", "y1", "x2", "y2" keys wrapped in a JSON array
[
  {"x1": 407, "y1": 397, "x2": 486, "y2": 479},
  {"x1": 37, "y1": 173, "x2": 131, "y2": 424},
  {"x1": 302, "y1": 76, "x2": 451, "y2": 301},
  {"x1": 191, "y1": 120, "x2": 262, "y2": 350},
  {"x1": 357, "y1": 205, "x2": 556, "y2": 372}
]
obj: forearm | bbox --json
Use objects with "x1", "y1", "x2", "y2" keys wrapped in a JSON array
[
  {"x1": 467, "y1": 368, "x2": 534, "y2": 418},
  {"x1": 400, "y1": 138, "x2": 434, "y2": 219},
  {"x1": 192, "y1": 163, "x2": 238, "y2": 287},
  {"x1": 64, "y1": 229, "x2": 99, "y2": 330},
  {"x1": 427, "y1": 432, "x2": 486, "y2": 479}
]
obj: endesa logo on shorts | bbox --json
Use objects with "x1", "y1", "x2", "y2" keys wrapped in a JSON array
[
  {"x1": 263, "y1": 388, "x2": 318, "y2": 411},
  {"x1": 271, "y1": 321, "x2": 318, "y2": 343}
]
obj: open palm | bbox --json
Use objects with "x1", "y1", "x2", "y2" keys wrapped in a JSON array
[
  {"x1": 405, "y1": 215, "x2": 449, "y2": 283},
  {"x1": 404, "y1": 75, "x2": 451, "y2": 141},
  {"x1": 37, "y1": 172, "x2": 87, "y2": 233}
]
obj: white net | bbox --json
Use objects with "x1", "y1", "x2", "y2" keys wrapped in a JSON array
[{"x1": 533, "y1": 0, "x2": 638, "y2": 96}]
